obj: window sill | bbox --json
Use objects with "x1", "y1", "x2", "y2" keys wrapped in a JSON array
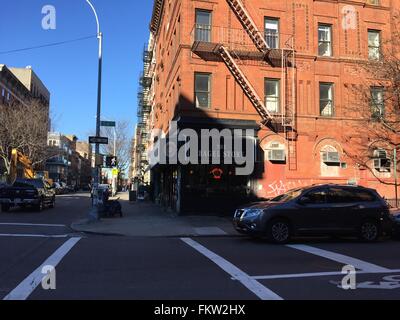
[{"x1": 315, "y1": 56, "x2": 338, "y2": 62}]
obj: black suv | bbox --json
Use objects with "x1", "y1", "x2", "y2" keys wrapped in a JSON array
[
  {"x1": 0, "y1": 178, "x2": 55, "y2": 212},
  {"x1": 233, "y1": 184, "x2": 394, "y2": 244}
]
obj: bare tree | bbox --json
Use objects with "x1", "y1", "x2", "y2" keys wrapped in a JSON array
[
  {"x1": 100, "y1": 120, "x2": 131, "y2": 176},
  {"x1": 0, "y1": 99, "x2": 52, "y2": 180},
  {"x1": 340, "y1": 13, "x2": 400, "y2": 187}
]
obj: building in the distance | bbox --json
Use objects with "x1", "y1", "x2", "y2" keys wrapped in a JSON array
[
  {"x1": 46, "y1": 132, "x2": 74, "y2": 184},
  {"x1": 0, "y1": 65, "x2": 31, "y2": 106},
  {"x1": 8, "y1": 66, "x2": 50, "y2": 108},
  {"x1": 76, "y1": 141, "x2": 93, "y2": 188},
  {"x1": 46, "y1": 133, "x2": 91, "y2": 188},
  {"x1": 139, "y1": 0, "x2": 400, "y2": 214}
]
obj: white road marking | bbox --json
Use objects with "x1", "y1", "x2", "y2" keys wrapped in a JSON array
[
  {"x1": 0, "y1": 234, "x2": 70, "y2": 238},
  {"x1": 3, "y1": 237, "x2": 81, "y2": 300},
  {"x1": 181, "y1": 237, "x2": 283, "y2": 300},
  {"x1": 0, "y1": 223, "x2": 66, "y2": 228},
  {"x1": 287, "y1": 244, "x2": 390, "y2": 272},
  {"x1": 250, "y1": 269, "x2": 400, "y2": 280}
]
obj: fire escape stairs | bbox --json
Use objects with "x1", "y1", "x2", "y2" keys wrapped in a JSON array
[
  {"x1": 226, "y1": 0, "x2": 270, "y2": 55},
  {"x1": 218, "y1": 45, "x2": 274, "y2": 127},
  {"x1": 224, "y1": 0, "x2": 298, "y2": 169}
]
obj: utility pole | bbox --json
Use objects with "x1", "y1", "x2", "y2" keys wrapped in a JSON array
[{"x1": 86, "y1": 0, "x2": 103, "y2": 220}]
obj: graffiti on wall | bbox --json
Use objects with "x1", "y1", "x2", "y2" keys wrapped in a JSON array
[{"x1": 265, "y1": 180, "x2": 318, "y2": 197}]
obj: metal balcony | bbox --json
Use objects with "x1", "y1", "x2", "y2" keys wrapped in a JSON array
[
  {"x1": 190, "y1": 24, "x2": 294, "y2": 66},
  {"x1": 143, "y1": 49, "x2": 153, "y2": 64}
]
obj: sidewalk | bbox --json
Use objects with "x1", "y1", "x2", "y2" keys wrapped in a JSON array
[{"x1": 71, "y1": 192, "x2": 240, "y2": 237}]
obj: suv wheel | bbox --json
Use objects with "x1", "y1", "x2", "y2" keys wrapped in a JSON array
[
  {"x1": 1, "y1": 204, "x2": 10, "y2": 212},
  {"x1": 267, "y1": 219, "x2": 291, "y2": 244},
  {"x1": 359, "y1": 220, "x2": 379, "y2": 242}
]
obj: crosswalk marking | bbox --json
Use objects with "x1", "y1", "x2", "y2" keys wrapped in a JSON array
[
  {"x1": 250, "y1": 269, "x2": 400, "y2": 281},
  {"x1": 287, "y1": 244, "x2": 390, "y2": 272},
  {"x1": 3, "y1": 237, "x2": 81, "y2": 300},
  {"x1": 181, "y1": 237, "x2": 283, "y2": 300}
]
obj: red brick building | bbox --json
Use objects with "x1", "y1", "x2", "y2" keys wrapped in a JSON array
[{"x1": 142, "y1": 0, "x2": 400, "y2": 213}]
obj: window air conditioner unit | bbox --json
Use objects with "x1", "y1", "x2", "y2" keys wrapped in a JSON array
[
  {"x1": 374, "y1": 158, "x2": 391, "y2": 172},
  {"x1": 268, "y1": 149, "x2": 286, "y2": 162},
  {"x1": 373, "y1": 149, "x2": 387, "y2": 159},
  {"x1": 322, "y1": 151, "x2": 340, "y2": 164}
]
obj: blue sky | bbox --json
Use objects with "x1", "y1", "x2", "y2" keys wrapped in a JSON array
[{"x1": 0, "y1": 0, "x2": 153, "y2": 140}]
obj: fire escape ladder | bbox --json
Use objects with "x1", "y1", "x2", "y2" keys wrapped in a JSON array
[
  {"x1": 226, "y1": 0, "x2": 269, "y2": 54},
  {"x1": 281, "y1": 48, "x2": 297, "y2": 171},
  {"x1": 218, "y1": 45, "x2": 273, "y2": 126}
]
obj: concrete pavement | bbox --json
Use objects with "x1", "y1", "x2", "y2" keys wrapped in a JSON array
[{"x1": 71, "y1": 192, "x2": 238, "y2": 237}]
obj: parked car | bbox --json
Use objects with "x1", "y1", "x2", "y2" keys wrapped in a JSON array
[
  {"x1": 66, "y1": 185, "x2": 76, "y2": 193},
  {"x1": 59, "y1": 182, "x2": 68, "y2": 194},
  {"x1": 233, "y1": 184, "x2": 394, "y2": 244},
  {"x1": 52, "y1": 182, "x2": 63, "y2": 195},
  {"x1": 391, "y1": 209, "x2": 400, "y2": 239},
  {"x1": 0, "y1": 178, "x2": 55, "y2": 212}
]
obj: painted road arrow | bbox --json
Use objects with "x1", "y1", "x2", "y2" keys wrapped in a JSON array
[{"x1": 357, "y1": 281, "x2": 400, "y2": 290}]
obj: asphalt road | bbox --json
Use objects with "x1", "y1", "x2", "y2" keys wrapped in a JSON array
[{"x1": 1, "y1": 194, "x2": 400, "y2": 300}]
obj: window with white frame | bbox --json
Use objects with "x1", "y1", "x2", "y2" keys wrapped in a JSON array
[
  {"x1": 320, "y1": 83, "x2": 334, "y2": 116},
  {"x1": 195, "y1": 10, "x2": 211, "y2": 42},
  {"x1": 265, "y1": 79, "x2": 280, "y2": 113},
  {"x1": 195, "y1": 73, "x2": 211, "y2": 108},
  {"x1": 265, "y1": 18, "x2": 279, "y2": 49},
  {"x1": 368, "y1": 30, "x2": 381, "y2": 60},
  {"x1": 318, "y1": 24, "x2": 332, "y2": 56}
]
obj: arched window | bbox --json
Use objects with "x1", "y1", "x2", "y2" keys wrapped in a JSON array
[{"x1": 321, "y1": 145, "x2": 340, "y2": 165}]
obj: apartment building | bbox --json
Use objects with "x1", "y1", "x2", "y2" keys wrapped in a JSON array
[
  {"x1": 76, "y1": 141, "x2": 93, "y2": 188},
  {"x1": 46, "y1": 133, "x2": 88, "y2": 187},
  {"x1": 8, "y1": 66, "x2": 50, "y2": 108},
  {"x1": 143, "y1": 0, "x2": 400, "y2": 213},
  {"x1": 0, "y1": 65, "x2": 31, "y2": 106}
]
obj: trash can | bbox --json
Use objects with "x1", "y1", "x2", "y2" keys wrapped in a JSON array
[{"x1": 129, "y1": 190, "x2": 137, "y2": 202}]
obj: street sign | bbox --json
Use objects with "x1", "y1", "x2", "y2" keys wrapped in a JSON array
[
  {"x1": 89, "y1": 136, "x2": 109, "y2": 145},
  {"x1": 100, "y1": 121, "x2": 116, "y2": 127}
]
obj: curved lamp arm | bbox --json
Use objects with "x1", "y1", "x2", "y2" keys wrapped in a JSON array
[{"x1": 86, "y1": 0, "x2": 101, "y2": 36}]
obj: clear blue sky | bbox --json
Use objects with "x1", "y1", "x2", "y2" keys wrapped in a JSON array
[{"x1": 0, "y1": 0, "x2": 154, "y2": 140}]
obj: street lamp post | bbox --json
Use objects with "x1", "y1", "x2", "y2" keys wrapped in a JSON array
[{"x1": 86, "y1": 0, "x2": 103, "y2": 220}]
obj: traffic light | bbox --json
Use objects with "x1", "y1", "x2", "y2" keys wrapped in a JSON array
[{"x1": 105, "y1": 156, "x2": 117, "y2": 168}]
